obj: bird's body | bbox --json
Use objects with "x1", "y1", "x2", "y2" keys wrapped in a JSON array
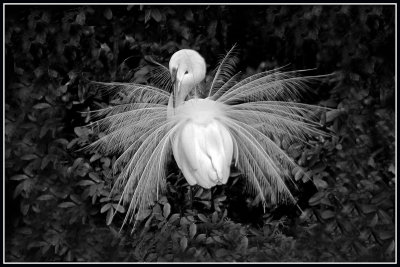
[
  {"x1": 87, "y1": 47, "x2": 332, "y2": 229},
  {"x1": 170, "y1": 98, "x2": 233, "y2": 188}
]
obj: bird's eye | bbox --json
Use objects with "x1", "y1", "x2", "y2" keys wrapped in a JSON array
[{"x1": 184, "y1": 71, "x2": 189, "y2": 74}]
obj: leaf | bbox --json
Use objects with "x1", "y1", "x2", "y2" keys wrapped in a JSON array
[
  {"x1": 101, "y1": 157, "x2": 111, "y2": 168},
  {"x1": 144, "y1": 214, "x2": 153, "y2": 228},
  {"x1": 77, "y1": 180, "x2": 95, "y2": 186},
  {"x1": 211, "y1": 211, "x2": 218, "y2": 223},
  {"x1": 239, "y1": 236, "x2": 248, "y2": 250},
  {"x1": 195, "y1": 234, "x2": 206, "y2": 242},
  {"x1": 13, "y1": 183, "x2": 25, "y2": 198},
  {"x1": 214, "y1": 196, "x2": 227, "y2": 202},
  {"x1": 32, "y1": 205, "x2": 40, "y2": 213},
  {"x1": 101, "y1": 203, "x2": 112, "y2": 213},
  {"x1": 213, "y1": 236, "x2": 225, "y2": 244},
  {"x1": 314, "y1": 177, "x2": 328, "y2": 189},
  {"x1": 205, "y1": 237, "x2": 214, "y2": 244},
  {"x1": 67, "y1": 138, "x2": 79, "y2": 149},
  {"x1": 104, "y1": 8, "x2": 113, "y2": 20},
  {"x1": 378, "y1": 231, "x2": 394, "y2": 240},
  {"x1": 70, "y1": 194, "x2": 82, "y2": 204},
  {"x1": 33, "y1": 103, "x2": 51, "y2": 109},
  {"x1": 180, "y1": 237, "x2": 188, "y2": 251},
  {"x1": 74, "y1": 127, "x2": 86, "y2": 137},
  {"x1": 54, "y1": 138, "x2": 69, "y2": 146},
  {"x1": 59, "y1": 85, "x2": 68, "y2": 94},
  {"x1": 194, "y1": 188, "x2": 204, "y2": 198},
  {"x1": 88, "y1": 172, "x2": 101, "y2": 182},
  {"x1": 197, "y1": 213, "x2": 208, "y2": 223},
  {"x1": 100, "y1": 197, "x2": 110, "y2": 203},
  {"x1": 106, "y1": 208, "x2": 114, "y2": 225},
  {"x1": 27, "y1": 113, "x2": 37, "y2": 122},
  {"x1": 388, "y1": 164, "x2": 395, "y2": 174},
  {"x1": 216, "y1": 248, "x2": 228, "y2": 258},
  {"x1": 158, "y1": 196, "x2": 168, "y2": 205},
  {"x1": 181, "y1": 27, "x2": 190, "y2": 40},
  {"x1": 189, "y1": 223, "x2": 197, "y2": 239},
  {"x1": 385, "y1": 240, "x2": 395, "y2": 255},
  {"x1": 20, "y1": 203, "x2": 30, "y2": 215},
  {"x1": 59, "y1": 246, "x2": 68, "y2": 256},
  {"x1": 39, "y1": 125, "x2": 50, "y2": 138},
  {"x1": 58, "y1": 202, "x2": 76, "y2": 208},
  {"x1": 41, "y1": 245, "x2": 50, "y2": 255},
  {"x1": 151, "y1": 8, "x2": 162, "y2": 22},
  {"x1": 369, "y1": 213, "x2": 379, "y2": 227},
  {"x1": 294, "y1": 168, "x2": 304, "y2": 181},
  {"x1": 180, "y1": 217, "x2": 190, "y2": 226},
  {"x1": 359, "y1": 204, "x2": 377, "y2": 214},
  {"x1": 41, "y1": 155, "x2": 51, "y2": 169},
  {"x1": 198, "y1": 200, "x2": 212, "y2": 209},
  {"x1": 112, "y1": 204, "x2": 125, "y2": 213},
  {"x1": 14, "y1": 66, "x2": 24, "y2": 75},
  {"x1": 326, "y1": 109, "x2": 343, "y2": 122},
  {"x1": 10, "y1": 174, "x2": 29, "y2": 181},
  {"x1": 144, "y1": 9, "x2": 151, "y2": 24},
  {"x1": 207, "y1": 20, "x2": 218, "y2": 37},
  {"x1": 371, "y1": 192, "x2": 389, "y2": 204},
  {"x1": 17, "y1": 227, "x2": 32, "y2": 235},
  {"x1": 163, "y1": 203, "x2": 171, "y2": 218},
  {"x1": 21, "y1": 154, "x2": 38, "y2": 160},
  {"x1": 308, "y1": 192, "x2": 325, "y2": 206},
  {"x1": 75, "y1": 162, "x2": 90, "y2": 177},
  {"x1": 168, "y1": 213, "x2": 180, "y2": 224},
  {"x1": 184, "y1": 9, "x2": 194, "y2": 21},
  {"x1": 76, "y1": 12, "x2": 86, "y2": 25},
  {"x1": 136, "y1": 208, "x2": 152, "y2": 221},
  {"x1": 320, "y1": 210, "x2": 335, "y2": 219},
  {"x1": 48, "y1": 69, "x2": 58, "y2": 78},
  {"x1": 152, "y1": 203, "x2": 162, "y2": 216},
  {"x1": 37, "y1": 194, "x2": 54, "y2": 201},
  {"x1": 34, "y1": 67, "x2": 44, "y2": 78},
  {"x1": 27, "y1": 241, "x2": 48, "y2": 249},
  {"x1": 90, "y1": 153, "x2": 102, "y2": 162}
]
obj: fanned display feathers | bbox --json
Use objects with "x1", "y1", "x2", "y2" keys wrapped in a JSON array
[{"x1": 85, "y1": 47, "x2": 333, "y2": 230}]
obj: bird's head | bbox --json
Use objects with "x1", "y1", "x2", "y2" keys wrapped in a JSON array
[{"x1": 169, "y1": 49, "x2": 206, "y2": 100}]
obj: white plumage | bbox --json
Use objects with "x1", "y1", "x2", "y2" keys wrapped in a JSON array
[
  {"x1": 171, "y1": 99, "x2": 234, "y2": 188},
  {"x1": 87, "y1": 46, "x2": 332, "y2": 229}
]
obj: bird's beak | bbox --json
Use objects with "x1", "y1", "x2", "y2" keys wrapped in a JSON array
[
  {"x1": 171, "y1": 67, "x2": 177, "y2": 85},
  {"x1": 171, "y1": 67, "x2": 178, "y2": 108}
]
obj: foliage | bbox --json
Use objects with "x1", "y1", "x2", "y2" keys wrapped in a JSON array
[{"x1": 5, "y1": 5, "x2": 395, "y2": 262}]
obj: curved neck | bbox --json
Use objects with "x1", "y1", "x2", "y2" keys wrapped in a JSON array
[
  {"x1": 175, "y1": 83, "x2": 193, "y2": 106},
  {"x1": 167, "y1": 83, "x2": 194, "y2": 118}
]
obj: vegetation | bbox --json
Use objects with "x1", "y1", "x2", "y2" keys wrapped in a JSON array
[{"x1": 5, "y1": 5, "x2": 395, "y2": 262}]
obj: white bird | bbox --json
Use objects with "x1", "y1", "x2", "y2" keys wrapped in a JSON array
[
  {"x1": 168, "y1": 49, "x2": 233, "y2": 188},
  {"x1": 86, "y1": 46, "x2": 332, "y2": 229}
]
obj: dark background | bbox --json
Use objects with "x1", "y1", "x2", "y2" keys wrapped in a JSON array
[{"x1": 5, "y1": 5, "x2": 395, "y2": 262}]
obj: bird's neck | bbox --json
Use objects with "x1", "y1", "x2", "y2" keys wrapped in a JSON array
[
  {"x1": 175, "y1": 92, "x2": 185, "y2": 107},
  {"x1": 176, "y1": 83, "x2": 194, "y2": 106},
  {"x1": 167, "y1": 84, "x2": 195, "y2": 118}
]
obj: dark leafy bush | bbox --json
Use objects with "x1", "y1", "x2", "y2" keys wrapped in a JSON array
[{"x1": 5, "y1": 5, "x2": 395, "y2": 262}]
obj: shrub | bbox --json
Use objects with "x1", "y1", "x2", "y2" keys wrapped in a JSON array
[{"x1": 5, "y1": 5, "x2": 395, "y2": 262}]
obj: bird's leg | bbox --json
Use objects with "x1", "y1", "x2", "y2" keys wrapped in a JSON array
[{"x1": 188, "y1": 185, "x2": 193, "y2": 210}]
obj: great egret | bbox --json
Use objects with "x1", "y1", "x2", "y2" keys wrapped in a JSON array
[
  {"x1": 87, "y1": 46, "x2": 332, "y2": 229},
  {"x1": 168, "y1": 49, "x2": 233, "y2": 189}
]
